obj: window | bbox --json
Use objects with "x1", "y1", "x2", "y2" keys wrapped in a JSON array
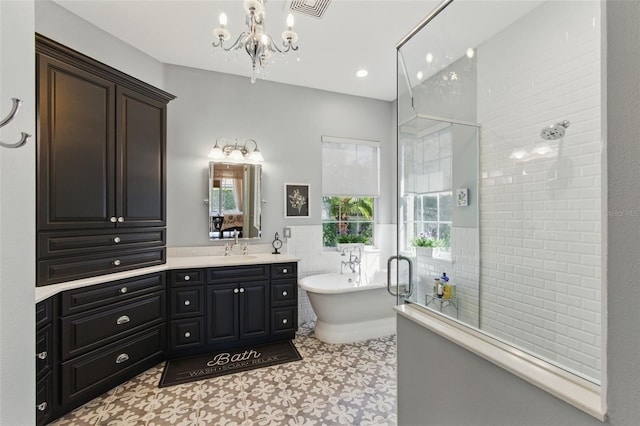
[
  {"x1": 402, "y1": 191, "x2": 452, "y2": 252},
  {"x1": 321, "y1": 136, "x2": 379, "y2": 248},
  {"x1": 322, "y1": 196, "x2": 375, "y2": 247}
]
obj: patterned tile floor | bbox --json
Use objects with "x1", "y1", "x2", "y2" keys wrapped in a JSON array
[{"x1": 51, "y1": 323, "x2": 397, "y2": 425}]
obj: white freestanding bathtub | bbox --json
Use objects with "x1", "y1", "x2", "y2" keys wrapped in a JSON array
[{"x1": 298, "y1": 271, "x2": 396, "y2": 344}]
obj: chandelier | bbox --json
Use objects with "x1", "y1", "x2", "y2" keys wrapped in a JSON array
[{"x1": 212, "y1": 0, "x2": 299, "y2": 83}]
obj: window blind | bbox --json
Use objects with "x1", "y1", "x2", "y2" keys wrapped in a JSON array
[{"x1": 321, "y1": 136, "x2": 380, "y2": 197}]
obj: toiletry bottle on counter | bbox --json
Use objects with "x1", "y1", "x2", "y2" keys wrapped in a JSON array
[
  {"x1": 436, "y1": 278, "x2": 444, "y2": 298},
  {"x1": 433, "y1": 278, "x2": 440, "y2": 296}
]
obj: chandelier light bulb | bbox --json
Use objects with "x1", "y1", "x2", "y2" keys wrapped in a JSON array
[
  {"x1": 287, "y1": 13, "x2": 294, "y2": 29},
  {"x1": 219, "y1": 13, "x2": 227, "y2": 27}
]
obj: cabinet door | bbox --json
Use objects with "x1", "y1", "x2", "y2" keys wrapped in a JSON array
[
  {"x1": 37, "y1": 54, "x2": 117, "y2": 230},
  {"x1": 116, "y1": 86, "x2": 166, "y2": 227},
  {"x1": 239, "y1": 281, "x2": 270, "y2": 340},
  {"x1": 206, "y1": 284, "x2": 239, "y2": 344}
]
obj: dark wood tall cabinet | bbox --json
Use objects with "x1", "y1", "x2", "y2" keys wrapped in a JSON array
[{"x1": 36, "y1": 34, "x2": 175, "y2": 286}]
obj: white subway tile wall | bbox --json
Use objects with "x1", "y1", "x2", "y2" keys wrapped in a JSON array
[{"x1": 477, "y1": 1, "x2": 602, "y2": 380}]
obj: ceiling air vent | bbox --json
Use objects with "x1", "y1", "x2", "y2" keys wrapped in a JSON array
[{"x1": 289, "y1": 0, "x2": 331, "y2": 19}]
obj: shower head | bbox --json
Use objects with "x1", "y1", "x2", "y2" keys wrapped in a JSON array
[{"x1": 540, "y1": 120, "x2": 570, "y2": 140}]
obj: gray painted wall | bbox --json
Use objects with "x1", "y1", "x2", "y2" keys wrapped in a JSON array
[
  {"x1": 0, "y1": 1, "x2": 35, "y2": 424},
  {"x1": 163, "y1": 64, "x2": 395, "y2": 246},
  {"x1": 397, "y1": 316, "x2": 603, "y2": 426}
]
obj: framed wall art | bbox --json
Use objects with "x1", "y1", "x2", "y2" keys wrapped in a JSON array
[{"x1": 284, "y1": 183, "x2": 310, "y2": 218}]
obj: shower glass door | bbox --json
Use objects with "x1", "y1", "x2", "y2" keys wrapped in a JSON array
[{"x1": 394, "y1": 1, "x2": 480, "y2": 327}]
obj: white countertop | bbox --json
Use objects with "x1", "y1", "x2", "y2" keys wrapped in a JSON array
[{"x1": 35, "y1": 253, "x2": 300, "y2": 303}]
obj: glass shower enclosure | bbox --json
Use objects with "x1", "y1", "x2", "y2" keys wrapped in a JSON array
[{"x1": 391, "y1": 0, "x2": 603, "y2": 383}]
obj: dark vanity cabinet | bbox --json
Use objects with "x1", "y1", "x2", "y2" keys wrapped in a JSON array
[
  {"x1": 35, "y1": 34, "x2": 174, "y2": 286},
  {"x1": 58, "y1": 273, "x2": 166, "y2": 414},
  {"x1": 36, "y1": 298, "x2": 55, "y2": 426},
  {"x1": 168, "y1": 263, "x2": 298, "y2": 358}
]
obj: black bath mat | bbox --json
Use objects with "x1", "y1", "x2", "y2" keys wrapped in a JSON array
[{"x1": 159, "y1": 341, "x2": 302, "y2": 388}]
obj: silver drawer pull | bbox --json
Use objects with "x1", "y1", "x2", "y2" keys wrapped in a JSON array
[
  {"x1": 184, "y1": 300, "x2": 191, "y2": 306},
  {"x1": 184, "y1": 332, "x2": 191, "y2": 338},
  {"x1": 239, "y1": 288, "x2": 245, "y2": 293},
  {"x1": 234, "y1": 288, "x2": 239, "y2": 294},
  {"x1": 120, "y1": 286, "x2": 128, "y2": 294},
  {"x1": 116, "y1": 315, "x2": 130, "y2": 325},
  {"x1": 184, "y1": 275, "x2": 190, "y2": 281},
  {"x1": 110, "y1": 216, "x2": 117, "y2": 223},
  {"x1": 117, "y1": 216, "x2": 125, "y2": 223},
  {"x1": 113, "y1": 236, "x2": 121, "y2": 243},
  {"x1": 36, "y1": 351, "x2": 47, "y2": 360},
  {"x1": 115, "y1": 353, "x2": 129, "y2": 364},
  {"x1": 283, "y1": 268, "x2": 288, "y2": 274},
  {"x1": 282, "y1": 291, "x2": 288, "y2": 296},
  {"x1": 113, "y1": 259, "x2": 121, "y2": 266},
  {"x1": 282, "y1": 318, "x2": 288, "y2": 324},
  {"x1": 37, "y1": 402, "x2": 48, "y2": 412}
]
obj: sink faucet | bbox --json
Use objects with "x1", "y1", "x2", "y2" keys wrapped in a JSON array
[{"x1": 234, "y1": 229, "x2": 239, "y2": 245}]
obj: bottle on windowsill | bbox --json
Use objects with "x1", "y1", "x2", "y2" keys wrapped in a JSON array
[{"x1": 436, "y1": 278, "x2": 444, "y2": 298}]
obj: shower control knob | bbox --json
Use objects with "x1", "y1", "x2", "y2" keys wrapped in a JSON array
[
  {"x1": 282, "y1": 291, "x2": 288, "y2": 296},
  {"x1": 184, "y1": 300, "x2": 191, "y2": 306}
]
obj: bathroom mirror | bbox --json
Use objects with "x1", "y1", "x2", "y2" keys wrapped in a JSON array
[{"x1": 208, "y1": 162, "x2": 262, "y2": 239}]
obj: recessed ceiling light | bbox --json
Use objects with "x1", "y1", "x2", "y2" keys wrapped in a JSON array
[
  {"x1": 425, "y1": 52, "x2": 434, "y2": 63},
  {"x1": 416, "y1": 71, "x2": 424, "y2": 80},
  {"x1": 355, "y1": 69, "x2": 368, "y2": 78}
]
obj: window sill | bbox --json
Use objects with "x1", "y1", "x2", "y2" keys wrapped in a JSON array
[{"x1": 394, "y1": 303, "x2": 606, "y2": 421}]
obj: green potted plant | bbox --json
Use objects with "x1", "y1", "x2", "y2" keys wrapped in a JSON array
[
  {"x1": 335, "y1": 233, "x2": 369, "y2": 251},
  {"x1": 412, "y1": 232, "x2": 445, "y2": 257}
]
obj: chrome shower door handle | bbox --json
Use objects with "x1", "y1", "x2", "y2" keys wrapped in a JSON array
[{"x1": 386, "y1": 255, "x2": 414, "y2": 298}]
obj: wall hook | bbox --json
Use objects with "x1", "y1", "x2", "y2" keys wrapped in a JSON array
[{"x1": 0, "y1": 98, "x2": 31, "y2": 149}]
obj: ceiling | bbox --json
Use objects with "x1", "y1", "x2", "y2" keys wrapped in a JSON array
[{"x1": 52, "y1": 0, "x2": 442, "y2": 101}]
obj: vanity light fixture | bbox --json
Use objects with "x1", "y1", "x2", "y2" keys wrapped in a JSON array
[
  {"x1": 208, "y1": 138, "x2": 265, "y2": 163},
  {"x1": 212, "y1": 0, "x2": 300, "y2": 84}
]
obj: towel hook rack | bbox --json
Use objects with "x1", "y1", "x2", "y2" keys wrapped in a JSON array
[{"x1": 0, "y1": 98, "x2": 31, "y2": 149}]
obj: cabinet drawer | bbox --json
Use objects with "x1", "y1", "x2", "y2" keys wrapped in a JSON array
[
  {"x1": 271, "y1": 263, "x2": 297, "y2": 279},
  {"x1": 170, "y1": 287, "x2": 205, "y2": 317},
  {"x1": 169, "y1": 318, "x2": 205, "y2": 352},
  {"x1": 61, "y1": 292, "x2": 165, "y2": 360},
  {"x1": 36, "y1": 324, "x2": 53, "y2": 379},
  {"x1": 36, "y1": 372, "x2": 53, "y2": 426},
  {"x1": 61, "y1": 326, "x2": 164, "y2": 405},
  {"x1": 207, "y1": 264, "x2": 270, "y2": 283},
  {"x1": 36, "y1": 298, "x2": 54, "y2": 329},
  {"x1": 61, "y1": 272, "x2": 165, "y2": 315},
  {"x1": 38, "y1": 247, "x2": 166, "y2": 286},
  {"x1": 271, "y1": 307, "x2": 297, "y2": 335},
  {"x1": 38, "y1": 227, "x2": 166, "y2": 258},
  {"x1": 170, "y1": 269, "x2": 205, "y2": 286},
  {"x1": 271, "y1": 280, "x2": 297, "y2": 307}
]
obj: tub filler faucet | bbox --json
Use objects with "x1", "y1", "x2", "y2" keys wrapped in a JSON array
[{"x1": 340, "y1": 247, "x2": 362, "y2": 274}]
